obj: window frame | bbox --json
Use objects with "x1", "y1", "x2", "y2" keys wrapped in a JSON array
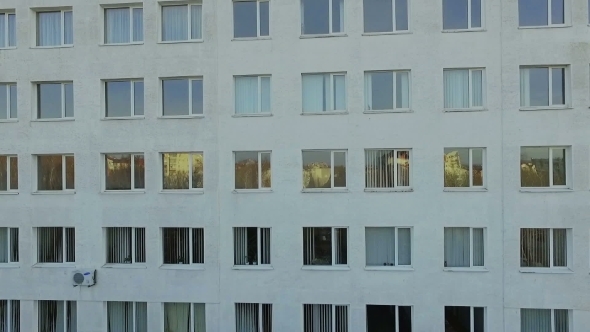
[
  {"x1": 35, "y1": 227, "x2": 75, "y2": 265},
  {"x1": 103, "y1": 79, "x2": 144, "y2": 119},
  {"x1": 0, "y1": 11, "x2": 16, "y2": 48},
  {"x1": 518, "y1": 0, "x2": 568, "y2": 27},
  {"x1": 444, "y1": 147, "x2": 486, "y2": 189},
  {"x1": 235, "y1": 303, "x2": 272, "y2": 332},
  {"x1": 233, "y1": 227, "x2": 272, "y2": 267},
  {"x1": 301, "y1": 73, "x2": 347, "y2": 114},
  {"x1": 364, "y1": 148, "x2": 412, "y2": 190},
  {"x1": 104, "y1": 227, "x2": 146, "y2": 266},
  {"x1": 161, "y1": 152, "x2": 204, "y2": 192},
  {"x1": 0, "y1": 227, "x2": 19, "y2": 264},
  {"x1": 300, "y1": 0, "x2": 345, "y2": 36},
  {"x1": 520, "y1": 308, "x2": 571, "y2": 332},
  {"x1": 443, "y1": 227, "x2": 486, "y2": 270},
  {"x1": 161, "y1": 227, "x2": 205, "y2": 267},
  {"x1": 232, "y1": 0, "x2": 271, "y2": 39},
  {"x1": 442, "y1": 0, "x2": 484, "y2": 31},
  {"x1": 0, "y1": 83, "x2": 17, "y2": 120},
  {"x1": 35, "y1": 8, "x2": 73, "y2": 47},
  {"x1": 302, "y1": 304, "x2": 349, "y2": 331},
  {"x1": 105, "y1": 301, "x2": 147, "y2": 331},
  {"x1": 366, "y1": 305, "x2": 413, "y2": 331},
  {"x1": 159, "y1": 2, "x2": 203, "y2": 42},
  {"x1": 444, "y1": 306, "x2": 487, "y2": 332},
  {"x1": 234, "y1": 75, "x2": 272, "y2": 115},
  {"x1": 35, "y1": 82, "x2": 74, "y2": 120},
  {"x1": 520, "y1": 66, "x2": 570, "y2": 109},
  {"x1": 519, "y1": 146, "x2": 570, "y2": 189},
  {"x1": 520, "y1": 228, "x2": 572, "y2": 271},
  {"x1": 0, "y1": 300, "x2": 20, "y2": 331},
  {"x1": 103, "y1": 153, "x2": 145, "y2": 192},
  {"x1": 364, "y1": 70, "x2": 411, "y2": 112},
  {"x1": 102, "y1": 5, "x2": 144, "y2": 45},
  {"x1": 364, "y1": 226, "x2": 413, "y2": 269},
  {"x1": 302, "y1": 226, "x2": 348, "y2": 268},
  {"x1": 302, "y1": 149, "x2": 348, "y2": 191},
  {"x1": 37, "y1": 300, "x2": 76, "y2": 332},
  {"x1": 362, "y1": 0, "x2": 411, "y2": 34},
  {"x1": 233, "y1": 151, "x2": 272, "y2": 191},
  {"x1": 443, "y1": 68, "x2": 486, "y2": 111},
  {"x1": 35, "y1": 154, "x2": 75, "y2": 192},
  {"x1": 160, "y1": 77, "x2": 204, "y2": 117},
  {"x1": 0, "y1": 155, "x2": 18, "y2": 192}
]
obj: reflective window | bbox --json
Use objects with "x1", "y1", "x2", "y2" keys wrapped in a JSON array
[
  {"x1": 106, "y1": 80, "x2": 144, "y2": 117},
  {"x1": 302, "y1": 150, "x2": 346, "y2": 189},
  {"x1": 37, "y1": 83, "x2": 74, "y2": 119},
  {"x1": 162, "y1": 152, "x2": 203, "y2": 190},
  {"x1": 162, "y1": 78, "x2": 203, "y2": 116},
  {"x1": 105, "y1": 154, "x2": 144, "y2": 191},
  {"x1": 302, "y1": 0, "x2": 343, "y2": 35},
  {"x1": 234, "y1": 0, "x2": 270, "y2": 38},
  {"x1": 37, "y1": 155, "x2": 74, "y2": 191}
]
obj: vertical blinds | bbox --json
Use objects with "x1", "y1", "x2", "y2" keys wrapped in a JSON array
[
  {"x1": 37, "y1": 227, "x2": 74, "y2": 263},
  {"x1": 303, "y1": 304, "x2": 348, "y2": 332},
  {"x1": 163, "y1": 228, "x2": 204, "y2": 264}
]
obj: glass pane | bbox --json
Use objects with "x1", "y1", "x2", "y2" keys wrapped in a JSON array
[
  {"x1": 9, "y1": 85, "x2": 16, "y2": 119},
  {"x1": 105, "y1": 154, "x2": 131, "y2": 190},
  {"x1": 519, "y1": 0, "x2": 548, "y2": 26},
  {"x1": 0, "y1": 14, "x2": 5, "y2": 47},
  {"x1": 444, "y1": 148, "x2": 469, "y2": 187},
  {"x1": 192, "y1": 153, "x2": 204, "y2": 189},
  {"x1": 105, "y1": 8, "x2": 130, "y2": 44},
  {"x1": 520, "y1": 228, "x2": 550, "y2": 267},
  {"x1": 366, "y1": 305, "x2": 396, "y2": 331},
  {"x1": 9, "y1": 157, "x2": 17, "y2": 190},
  {"x1": 444, "y1": 228, "x2": 470, "y2": 267},
  {"x1": 134, "y1": 155, "x2": 145, "y2": 189},
  {"x1": 302, "y1": 74, "x2": 329, "y2": 113},
  {"x1": 164, "y1": 303, "x2": 191, "y2": 330},
  {"x1": 367, "y1": 72, "x2": 393, "y2": 110},
  {"x1": 552, "y1": 229, "x2": 567, "y2": 267},
  {"x1": 312, "y1": 228, "x2": 332, "y2": 265},
  {"x1": 552, "y1": 148, "x2": 566, "y2": 186},
  {"x1": 190, "y1": 5, "x2": 202, "y2": 39},
  {"x1": 332, "y1": 0, "x2": 344, "y2": 33},
  {"x1": 520, "y1": 147, "x2": 550, "y2": 187},
  {"x1": 261, "y1": 152, "x2": 271, "y2": 188},
  {"x1": 554, "y1": 309, "x2": 569, "y2": 332},
  {"x1": 106, "y1": 81, "x2": 132, "y2": 117},
  {"x1": 397, "y1": 228, "x2": 412, "y2": 265},
  {"x1": 396, "y1": 72, "x2": 410, "y2": 108},
  {"x1": 333, "y1": 75, "x2": 346, "y2": 110},
  {"x1": 365, "y1": 149, "x2": 395, "y2": 188},
  {"x1": 8, "y1": 14, "x2": 16, "y2": 47},
  {"x1": 0, "y1": 85, "x2": 6, "y2": 119},
  {"x1": 235, "y1": 76, "x2": 259, "y2": 114},
  {"x1": 37, "y1": 12, "x2": 61, "y2": 46},
  {"x1": 37, "y1": 155, "x2": 63, "y2": 190},
  {"x1": 471, "y1": 70, "x2": 483, "y2": 107},
  {"x1": 529, "y1": 67, "x2": 549, "y2": 106},
  {"x1": 444, "y1": 70, "x2": 469, "y2": 108},
  {"x1": 472, "y1": 148, "x2": 484, "y2": 186},
  {"x1": 334, "y1": 228, "x2": 347, "y2": 264},
  {"x1": 133, "y1": 8, "x2": 144, "y2": 42},
  {"x1": 65, "y1": 156, "x2": 74, "y2": 190},
  {"x1": 162, "y1": 5, "x2": 188, "y2": 41},
  {"x1": 163, "y1": 153, "x2": 190, "y2": 189},
  {"x1": 474, "y1": 307, "x2": 485, "y2": 332},
  {"x1": 552, "y1": 0, "x2": 565, "y2": 24},
  {"x1": 134, "y1": 81, "x2": 144, "y2": 116},
  {"x1": 472, "y1": 228, "x2": 485, "y2": 266},
  {"x1": 260, "y1": 77, "x2": 271, "y2": 113},
  {"x1": 234, "y1": 1, "x2": 257, "y2": 38},
  {"x1": 471, "y1": 0, "x2": 482, "y2": 27},
  {"x1": 0, "y1": 156, "x2": 7, "y2": 190},
  {"x1": 521, "y1": 309, "x2": 551, "y2": 332},
  {"x1": 443, "y1": 0, "x2": 468, "y2": 30},
  {"x1": 333, "y1": 151, "x2": 346, "y2": 188},
  {"x1": 259, "y1": 1, "x2": 270, "y2": 36},
  {"x1": 163, "y1": 79, "x2": 189, "y2": 116},
  {"x1": 191, "y1": 80, "x2": 204, "y2": 115},
  {"x1": 63, "y1": 11, "x2": 73, "y2": 44},
  {"x1": 445, "y1": 306, "x2": 471, "y2": 331},
  {"x1": 302, "y1": 0, "x2": 329, "y2": 34},
  {"x1": 396, "y1": 0, "x2": 409, "y2": 31},
  {"x1": 302, "y1": 151, "x2": 331, "y2": 189},
  {"x1": 64, "y1": 83, "x2": 74, "y2": 117},
  {"x1": 235, "y1": 151, "x2": 259, "y2": 189},
  {"x1": 551, "y1": 68, "x2": 565, "y2": 105},
  {"x1": 38, "y1": 83, "x2": 62, "y2": 119}
]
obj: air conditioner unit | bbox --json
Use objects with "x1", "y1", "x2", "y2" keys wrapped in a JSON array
[{"x1": 71, "y1": 269, "x2": 96, "y2": 287}]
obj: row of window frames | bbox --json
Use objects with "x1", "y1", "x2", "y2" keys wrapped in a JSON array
[
  {"x1": 0, "y1": 67, "x2": 571, "y2": 120},
  {"x1": 0, "y1": 226, "x2": 573, "y2": 271}
]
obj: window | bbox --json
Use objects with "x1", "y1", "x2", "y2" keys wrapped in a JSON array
[
  {"x1": 161, "y1": 3, "x2": 202, "y2": 41},
  {"x1": 104, "y1": 6, "x2": 143, "y2": 44},
  {"x1": 444, "y1": 306, "x2": 485, "y2": 332},
  {"x1": 443, "y1": 69, "x2": 484, "y2": 109},
  {"x1": 104, "y1": 153, "x2": 145, "y2": 191},
  {"x1": 107, "y1": 301, "x2": 147, "y2": 332},
  {"x1": 234, "y1": 151, "x2": 271, "y2": 190},
  {"x1": 235, "y1": 76, "x2": 271, "y2": 114},
  {"x1": 444, "y1": 148, "x2": 485, "y2": 188},
  {"x1": 105, "y1": 80, "x2": 144, "y2": 117},
  {"x1": 233, "y1": 0, "x2": 270, "y2": 38},
  {"x1": 0, "y1": 12, "x2": 16, "y2": 48},
  {"x1": 303, "y1": 227, "x2": 347, "y2": 266},
  {"x1": 36, "y1": 10, "x2": 73, "y2": 46},
  {"x1": 444, "y1": 227, "x2": 485, "y2": 268},
  {"x1": 162, "y1": 153, "x2": 204, "y2": 190},
  {"x1": 519, "y1": 0, "x2": 564, "y2": 26},
  {"x1": 162, "y1": 228, "x2": 204, "y2": 265},
  {"x1": 302, "y1": 73, "x2": 346, "y2": 113},
  {"x1": 364, "y1": 71, "x2": 410, "y2": 111},
  {"x1": 0, "y1": 300, "x2": 20, "y2": 332},
  {"x1": 36, "y1": 155, "x2": 74, "y2": 191},
  {"x1": 37, "y1": 227, "x2": 75, "y2": 263},
  {"x1": 0, "y1": 228, "x2": 18, "y2": 264},
  {"x1": 520, "y1": 147, "x2": 568, "y2": 188},
  {"x1": 233, "y1": 227, "x2": 271, "y2": 266},
  {"x1": 0, "y1": 84, "x2": 17, "y2": 119},
  {"x1": 521, "y1": 309, "x2": 569, "y2": 332},
  {"x1": 363, "y1": 0, "x2": 408, "y2": 33},
  {"x1": 520, "y1": 66, "x2": 567, "y2": 108},
  {"x1": 0, "y1": 155, "x2": 18, "y2": 192},
  {"x1": 303, "y1": 304, "x2": 348, "y2": 332},
  {"x1": 366, "y1": 305, "x2": 412, "y2": 332},
  {"x1": 365, "y1": 227, "x2": 411, "y2": 267},
  {"x1": 163, "y1": 303, "x2": 206, "y2": 332},
  {"x1": 36, "y1": 82, "x2": 74, "y2": 119},
  {"x1": 38, "y1": 301, "x2": 76, "y2": 332},
  {"x1": 302, "y1": 150, "x2": 347, "y2": 189},
  {"x1": 520, "y1": 228, "x2": 570, "y2": 269},
  {"x1": 162, "y1": 78, "x2": 203, "y2": 116},
  {"x1": 235, "y1": 303, "x2": 272, "y2": 332},
  {"x1": 365, "y1": 149, "x2": 411, "y2": 189},
  {"x1": 301, "y1": 0, "x2": 344, "y2": 35},
  {"x1": 443, "y1": 0, "x2": 482, "y2": 30},
  {"x1": 106, "y1": 227, "x2": 146, "y2": 264}
]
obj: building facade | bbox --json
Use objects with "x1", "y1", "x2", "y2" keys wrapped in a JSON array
[{"x1": 0, "y1": 0, "x2": 589, "y2": 331}]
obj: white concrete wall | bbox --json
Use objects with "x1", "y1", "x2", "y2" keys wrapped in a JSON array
[{"x1": 0, "y1": 0, "x2": 588, "y2": 331}]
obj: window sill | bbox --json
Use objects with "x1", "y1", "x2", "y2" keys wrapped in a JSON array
[
  {"x1": 32, "y1": 191, "x2": 75, "y2": 195},
  {"x1": 442, "y1": 28, "x2": 486, "y2": 33},
  {"x1": 301, "y1": 189, "x2": 348, "y2": 193},
  {"x1": 444, "y1": 267, "x2": 488, "y2": 272},
  {"x1": 444, "y1": 188, "x2": 487, "y2": 192},
  {"x1": 101, "y1": 190, "x2": 146, "y2": 194},
  {"x1": 0, "y1": 191, "x2": 19, "y2": 195},
  {"x1": 444, "y1": 108, "x2": 487, "y2": 113},
  {"x1": 160, "y1": 264, "x2": 205, "y2": 270},
  {"x1": 232, "y1": 37, "x2": 271, "y2": 41},
  {"x1": 363, "y1": 109, "x2": 413, "y2": 114},
  {"x1": 519, "y1": 188, "x2": 572, "y2": 193},
  {"x1": 157, "y1": 40, "x2": 204, "y2": 44},
  {"x1": 301, "y1": 111, "x2": 348, "y2": 116},
  {"x1": 160, "y1": 190, "x2": 204, "y2": 195},
  {"x1": 364, "y1": 266, "x2": 413, "y2": 271},
  {"x1": 519, "y1": 268, "x2": 573, "y2": 274},
  {"x1": 99, "y1": 42, "x2": 144, "y2": 47},
  {"x1": 232, "y1": 265, "x2": 273, "y2": 270},
  {"x1": 233, "y1": 189, "x2": 273, "y2": 194},
  {"x1": 31, "y1": 45, "x2": 74, "y2": 49},
  {"x1": 364, "y1": 188, "x2": 413, "y2": 193},
  {"x1": 0, "y1": 119, "x2": 18, "y2": 123},
  {"x1": 102, "y1": 264, "x2": 147, "y2": 269},
  {"x1": 300, "y1": 33, "x2": 347, "y2": 39},
  {"x1": 362, "y1": 31, "x2": 412, "y2": 36},
  {"x1": 519, "y1": 106, "x2": 571, "y2": 111},
  {"x1": 158, "y1": 115, "x2": 204, "y2": 119},
  {"x1": 0, "y1": 263, "x2": 20, "y2": 269},
  {"x1": 518, "y1": 25, "x2": 571, "y2": 30},
  {"x1": 232, "y1": 113, "x2": 273, "y2": 118},
  {"x1": 101, "y1": 116, "x2": 145, "y2": 121},
  {"x1": 31, "y1": 118, "x2": 75, "y2": 122},
  {"x1": 33, "y1": 263, "x2": 76, "y2": 268},
  {"x1": 301, "y1": 266, "x2": 350, "y2": 271},
  {"x1": 0, "y1": 47, "x2": 17, "y2": 50}
]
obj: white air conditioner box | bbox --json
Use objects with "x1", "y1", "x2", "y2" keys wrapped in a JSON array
[{"x1": 71, "y1": 269, "x2": 96, "y2": 287}]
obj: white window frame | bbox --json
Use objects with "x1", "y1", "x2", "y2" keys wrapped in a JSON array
[
  {"x1": 520, "y1": 308, "x2": 572, "y2": 332},
  {"x1": 103, "y1": 5, "x2": 143, "y2": 45},
  {"x1": 364, "y1": 148, "x2": 412, "y2": 190},
  {"x1": 159, "y1": 3, "x2": 203, "y2": 42},
  {"x1": 162, "y1": 303, "x2": 206, "y2": 331},
  {"x1": 366, "y1": 305, "x2": 413, "y2": 331},
  {"x1": 302, "y1": 73, "x2": 347, "y2": 113},
  {"x1": 233, "y1": 151, "x2": 272, "y2": 191},
  {"x1": 235, "y1": 303, "x2": 272, "y2": 332},
  {"x1": 362, "y1": 0, "x2": 411, "y2": 33},
  {"x1": 444, "y1": 147, "x2": 486, "y2": 189},
  {"x1": 35, "y1": 227, "x2": 75, "y2": 265},
  {"x1": 445, "y1": 306, "x2": 486, "y2": 332},
  {"x1": 302, "y1": 150, "x2": 347, "y2": 191},
  {"x1": 0, "y1": 155, "x2": 18, "y2": 192},
  {"x1": 519, "y1": 0, "x2": 568, "y2": 27},
  {"x1": 364, "y1": 71, "x2": 411, "y2": 112},
  {"x1": 37, "y1": 300, "x2": 76, "y2": 332},
  {"x1": 0, "y1": 300, "x2": 19, "y2": 331},
  {"x1": 103, "y1": 79, "x2": 144, "y2": 118},
  {"x1": 234, "y1": 75, "x2": 272, "y2": 114},
  {"x1": 0, "y1": 227, "x2": 18, "y2": 264},
  {"x1": 35, "y1": 82, "x2": 73, "y2": 119},
  {"x1": 233, "y1": 0, "x2": 270, "y2": 38},
  {"x1": 104, "y1": 227, "x2": 146, "y2": 265},
  {"x1": 302, "y1": 304, "x2": 349, "y2": 331},
  {"x1": 0, "y1": 12, "x2": 16, "y2": 48},
  {"x1": 161, "y1": 77, "x2": 203, "y2": 117},
  {"x1": 443, "y1": 68, "x2": 486, "y2": 110},
  {"x1": 303, "y1": 227, "x2": 348, "y2": 267},
  {"x1": 103, "y1": 153, "x2": 145, "y2": 192},
  {"x1": 300, "y1": 0, "x2": 344, "y2": 35},
  {"x1": 520, "y1": 228, "x2": 572, "y2": 271},
  {"x1": 443, "y1": 227, "x2": 486, "y2": 270},
  {"x1": 161, "y1": 227, "x2": 205, "y2": 267},
  {"x1": 35, "y1": 9, "x2": 73, "y2": 47},
  {"x1": 364, "y1": 227, "x2": 412, "y2": 269},
  {"x1": 520, "y1": 66, "x2": 569, "y2": 109},
  {"x1": 520, "y1": 146, "x2": 570, "y2": 189},
  {"x1": 442, "y1": 0, "x2": 484, "y2": 31},
  {"x1": 0, "y1": 84, "x2": 17, "y2": 120},
  {"x1": 161, "y1": 152, "x2": 204, "y2": 191},
  {"x1": 105, "y1": 302, "x2": 146, "y2": 332},
  {"x1": 233, "y1": 227, "x2": 272, "y2": 267},
  {"x1": 35, "y1": 154, "x2": 74, "y2": 192}
]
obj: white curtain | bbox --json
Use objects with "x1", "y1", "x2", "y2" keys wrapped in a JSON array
[
  {"x1": 396, "y1": 71, "x2": 410, "y2": 108},
  {"x1": 0, "y1": 228, "x2": 7, "y2": 263},
  {"x1": 235, "y1": 77, "x2": 258, "y2": 114},
  {"x1": 190, "y1": 5, "x2": 202, "y2": 40},
  {"x1": 444, "y1": 69, "x2": 469, "y2": 108},
  {"x1": 520, "y1": 68, "x2": 530, "y2": 107},
  {"x1": 132, "y1": 8, "x2": 143, "y2": 42},
  {"x1": 162, "y1": 6, "x2": 188, "y2": 41},
  {"x1": 521, "y1": 309, "x2": 551, "y2": 332},
  {"x1": 302, "y1": 74, "x2": 327, "y2": 113},
  {"x1": 135, "y1": 302, "x2": 147, "y2": 332},
  {"x1": 471, "y1": 70, "x2": 483, "y2": 107},
  {"x1": 164, "y1": 303, "x2": 190, "y2": 332},
  {"x1": 106, "y1": 8, "x2": 130, "y2": 44},
  {"x1": 0, "y1": 14, "x2": 5, "y2": 47},
  {"x1": 260, "y1": 77, "x2": 271, "y2": 113},
  {"x1": 333, "y1": 75, "x2": 346, "y2": 110},
  {"x1": 235, "y1": 304, "x2": 257, "y2": 332},
  {"x1": 365, "y1": 227, "x2": 395, "y2": 266},
  {"x1": 397, "y1": 228, "x2": 411, "y2": 265},
  {"x1": 444, "y1": 227, "x2": 470, "y2": 267},
  {"x1": 38, "y1": 12, "x2": 61, "y2": 46},
  {"x1": 472, "y1": 228, "x2": 484, "y2": 266},
  {"x1": 194, "y1": 304, "x2": 206, "y2": 332},
  {"x1": 64, "y1": 11, "x2": 73, "y2": 45},
  {"x1": 233, "y1": 227, "x2": 248, "y2": 265},
  {"x1": 107, "y1": 302, "x2": 133, "y2": 332}
]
